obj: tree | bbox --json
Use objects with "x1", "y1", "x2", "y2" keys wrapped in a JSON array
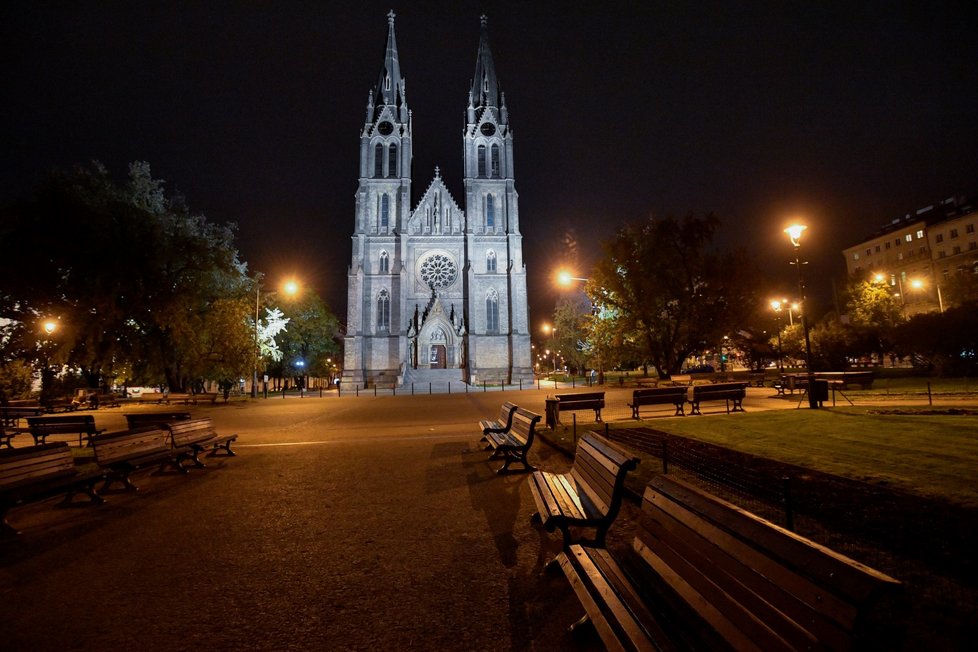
[
  {"x1": 892, "y1": 303, "x2": 978, "y2": 375},
  {"x1": 0, "y1": 162, "x2": 252, "y2": 391},
  {"x1": 846, "y1": 279, "x2": 904, "y2": 362},
  {"x1": 586, "y1": 213, "x2": 760, "y2": 378},
  {"x1": 272, "y1": 291, "x2": 341, "y2": 386},
  {"x1": 551, "y1": 295, "x2": 592, "y2": 375},
  {"x1": 942, "y1": 266, "x2": 978, "y2": 308}
]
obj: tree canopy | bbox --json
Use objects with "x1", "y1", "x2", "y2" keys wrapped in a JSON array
[
  {"x1": 585, "y1": 213, "x2": 760, "y2": 378},
  {"x1": 1, "y1": 162, "x2": 253, "y2": 391}
]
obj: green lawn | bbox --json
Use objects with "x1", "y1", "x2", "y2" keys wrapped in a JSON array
[{"x1": 610, "y1": 408, "x2": 978, "y2": 507}]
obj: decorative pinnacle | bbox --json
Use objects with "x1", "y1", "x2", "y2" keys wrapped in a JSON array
[
  {"x1": 480, "y1": 14, "x2": 488, "y2": 27},
  {"x1": 434, "y1": 165, "x2": 441, "y2": 178},
  {"x1": 388, "y1": 10, "x2": 395, "y2": 26}
]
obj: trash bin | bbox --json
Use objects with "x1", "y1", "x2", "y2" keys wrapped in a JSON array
[{"x1": 812, "y1": 379, "x2": 829, "y2": 404}]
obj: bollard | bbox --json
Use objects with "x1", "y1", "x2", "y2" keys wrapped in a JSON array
[
  {"x1": 374, "y1": 385, "x2": 377, "y2": 397},
  {"x1": 393, "y1": 386, "x2": 396, "y2": 396},
  {"x1": 782, "y1": 477, "x2": 795, "y2": 532},
  {"x1": 484, "y1": 381, "x2": 487, "y2": 393},
  {"x1": 572, "y1": 376, "x2": 575, "y2": 388},
  {"x1": 319, "y1": 387, "x2": 323, "y2": 398},
  {"x1": 430, "y1": 382, "x2": 432, "y2": 395},
  {"x1": 448, "y1": 382, "x2": 451, "y2": 395},
  {"x1": 537, "y1": 379, "x2": 541, "y2": 390},
  {"x1": 519, "y1": 379, "x2": 523, "y2": 391}
]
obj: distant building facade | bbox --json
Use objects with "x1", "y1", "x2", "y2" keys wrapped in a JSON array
[
  {"x1": 843, "y1": 195, "x2": 978, "y2": 316},
  {"x1": 341, "y1": 13, "x2": 533, "y2": 389}
]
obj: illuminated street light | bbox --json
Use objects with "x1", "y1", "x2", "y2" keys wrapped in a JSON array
[
  {"x1": 253, "y1": 275, "x2": 302, "y2": 398},
  {"x1": 784, "y1": 223, "x2": 818, "y2": 409},
  {"x1": 556, "y1": 269, "x2": 588, "y2": 287},
  {"x1": 42, "y1": 320, "x2": 58, "y2": 335},
  {"x1": 770, "y1": 300, "x2": 785, "y2": 373}
]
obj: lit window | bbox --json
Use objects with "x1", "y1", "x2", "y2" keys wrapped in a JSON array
[
  {"x1": 916, "y1": 230, "x2": 924, "y2": 238},
  {"x1": 905, "y1": 234, "x2": 912, "y2": 242},
  {"x1": 853, "y1": 252, "x2": 860, "y2": 260},
  {"x1": 897, "y1": 253, "x2": 903, "y2": 260}
]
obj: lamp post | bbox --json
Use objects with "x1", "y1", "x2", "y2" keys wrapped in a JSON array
[
  {"x1": 785, "y1": 224, "x2": 818, "y2": 409},
  {"x1": 251, "y1": 273, "x2": 264, "y2": 398},
  {"x1": 39, "y1": 320, "x2": 59, "y2": 406},
  {"x1": 770, "y1": 300, "x2": 785, "y2": 373}
]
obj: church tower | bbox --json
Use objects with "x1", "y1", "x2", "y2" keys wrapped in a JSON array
[
  {"x1": 341, "y1": 14, "x2": 533, "y2": 389},
  {"x1": 462, "y1": 16, "x2": 533, "y2": 383}
]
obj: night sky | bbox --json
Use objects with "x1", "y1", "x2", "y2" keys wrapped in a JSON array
[{"x1": 3, "y1": 1, "x2": 977, "y2": 325}]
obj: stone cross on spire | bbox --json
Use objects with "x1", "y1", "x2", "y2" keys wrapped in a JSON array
[
  {"x1": 434, "y1": 165, "x2": 441, "y2": 178},
  {"x1": 388, "y1": 10, "x2": 395, "y2": 25}
]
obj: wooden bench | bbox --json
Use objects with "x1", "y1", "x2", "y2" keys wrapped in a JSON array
[
  {"x1": 485, "y1": 407, "x2": 541, "y2": 474},
  {"x1": 688, "y1": 382, "x2": 747, "y2": 415},
  {"x1": 1, "y1": 406, "x2": 45, "y2": 448},
  {"x1": 165, "y1": 392, "x2": 196, "y2": 405},
  {"x1": 555, "y1": 392, "x2": 605, "y2": 423},
  {"x1": 557, "y1": 475, "x2": 903, "y2": 651},
  {"x1": 131, "y1": 392, "x2": 167, "y2": 404},
  {"x1": 748, "y1": 371, "x2": 767, "y2": 387},
  {"x1": 528, "y1": 432, "x2": 639, "y2": 547},
  {"x1": 27, "y1": 415, "x2": 106, "y2": 446},
  {"x1": 478, "y1": 401, "x2": 519, "y2": 442},
  {"x1": 1, "y1": 442, "x2": 105, "y2": 535},
  {"x1": 91, "y1": 427, "x2": 188, "y2": 491},
  {"x1": 628, "y1": 387, "x2": 688, "y2": 419},
  {"x1": 193, "y1": 392, "x2": 219, "y2": 404},
  {"x1": 164, "y1": 417, "x2": 238, "y2": 468},
  {"x1": 124, "y1": 412, "x2": 192, "y2": 429}
]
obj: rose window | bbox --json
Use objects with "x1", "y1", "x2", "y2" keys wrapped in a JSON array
[{"x1": 419, "y1": 254, "x2": 458, "y2": 288}]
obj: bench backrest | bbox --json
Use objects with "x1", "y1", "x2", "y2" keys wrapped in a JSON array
[
  {"x1": 91, "y1": 427, "x2": 170, "y2": 465},
  {"x1": 27, "y1": 415, "x2": 98, "y2": 434},
  {"x1": 635, "y1": 475, "x2": 901, "y2": 651},
  {"x1": 0, "y1": 442, "x2": 75, "y2": 489},
  {"x1": 570, "y1": 432, "x2": 639, "y2": 520},
  {"x1": 691, "y1": 382, "x2": 746, "y2": 398},
  {"x1": 633, "y1": 387, "x2": 687, "y2": 400},
  {"x1": 510, "y1": 408, "x2": 541, "y2": 445},
  {"x1": 555, "y1": 392, "x2": 605, "y2": 403},
  {"x1": 497, "y1": 401, "x2": 518, "y2": 428},
  {"x1": 165, "y1": 417, "x2": 216, "y2": 448},
  {"x1": 124, "y1": 412, "x2": 192, "y2": 429}
]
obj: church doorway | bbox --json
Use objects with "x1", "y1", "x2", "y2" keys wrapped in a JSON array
[{"x1": 429, "y1": 345, "x2": 447, "y2": 369}]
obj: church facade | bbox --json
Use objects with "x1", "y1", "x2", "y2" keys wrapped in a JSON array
[{"x1": 341, "y1": 13, "x2": 534, "y2": 389}]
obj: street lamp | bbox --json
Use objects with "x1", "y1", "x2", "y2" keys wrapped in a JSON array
[
  {"x1": 784, "y1": 223, "x2": 818, "y2": 409},
  {"x1": 556, "y1": 270, "x2": 588, "y2": 287},
  {"x1": 542, "y1": 323, "x2": 558, "y2": 374},
  {"x1": 770, "y1": 300, "x2": 785, "y2": 373}
]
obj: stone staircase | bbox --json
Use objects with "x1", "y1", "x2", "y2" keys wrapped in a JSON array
[{"x1": 402, "y1": 367, "x2": 468, "y2": 393}]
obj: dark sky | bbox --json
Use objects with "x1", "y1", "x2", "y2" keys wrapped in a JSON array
[{"x1": 3, "y1": 1, "x2": 977, "y2": 325}]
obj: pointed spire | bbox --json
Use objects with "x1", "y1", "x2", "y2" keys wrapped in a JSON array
[
  {"x1": 470, "y1": 14, "x2": 501, "y2": 113},
  {"x1": 372, "y1": 10, "x2": 405, "y2": 113}
]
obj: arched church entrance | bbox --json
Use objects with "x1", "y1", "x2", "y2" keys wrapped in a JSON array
[{"x1": 429, "y1": 327, "x2": 448, "y2": 369}]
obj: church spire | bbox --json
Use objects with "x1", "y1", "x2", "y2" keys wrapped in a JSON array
[
  {"x1": 470, "y1": 15, "x2": 501, "y2": 113},
  {"x1": 371, "y1": 10, "x2": 406, "y2": 118}
]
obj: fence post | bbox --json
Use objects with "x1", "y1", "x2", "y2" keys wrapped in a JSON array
[
  {"x1": 374, "y1": 385, "x2": 377, "y2": 397},
  {"x1": 392, "y1": 385, "x2": 396, "y2": 396},
  {"x1": 662, "y1": 438, "x2": 669, "y2": 474},
  {"x1": 927, "y1": 381, "x2": 932, "y2": 406},
  {"x1": 519, "y1": 379, "x2": 523, "y2": 390},
  {"x1": 572, "y1": 376, "x2": 576, "y2": 388},
  {"x1": 484, "y1": 381, "x2": 487, "y2": 392},
  {"x1": 430, "y1": 382, "x2": 432, "y2": 395},
  {"x1": 782, "y1": 477, "x2": 795, "y2": 532},
  {"x1": 537, "y1": 379, "x2": 541, "y2": 390}
]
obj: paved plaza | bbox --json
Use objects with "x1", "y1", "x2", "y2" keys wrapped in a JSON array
[{"x1": 1, "y1": 386, "x2": 972, "y2": 650}]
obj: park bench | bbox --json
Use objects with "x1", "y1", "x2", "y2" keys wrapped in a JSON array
[
  {"x1": 92, "y1": 426, "x2": 189, "y2": 492},
  {"x1": 528, "y1": 431, "x2": 639, "y2": 548},
  {"x1": 555, "y1": 392, "x2": 605, "y2": 423},
  {"x1": 1, "y1": 406, "x2": 45, "y2": 448},
  {"x1": 165, "y1": 392, "x2": 196, "y2": 405},
  {"x1": 478, "y1": 401, "x2": 519, "y2": 442},
  {"x1": 688, "y1": 382, "x2": 747, "y2": 415},
  {"x1": 164, "y1": 417, "x2": 238, "y2": 467},
  {"x1": 1, "y1": 442, "x2": 105, "y2": 535},
  {"x1": 628, "y1": 387, "x2": 688, "y2": 419},
  {"x1": 131, "y1": 392, "x2": 167, "y2": 404},
  {"x1": 557, "y1": 475, "x2": 903, "y2": 652},
  {"x1": 28, "y1": 415, "x2": 106, "y2": 447},
  {"x1": 193, "y1": 392, "x2": 219, "y2": 404},
  {"x1": 748, "y1": 371, "x2": 767, "y2": 387},
  {"x1": 124, "y1": 412, "x2": 192, "y2": 429},
  {"x1": 485, "y1": 407, "x2": 542, "y2": 474},
  {"x1": 43, "y1": 396, "x2": 77, "y2": 413}
]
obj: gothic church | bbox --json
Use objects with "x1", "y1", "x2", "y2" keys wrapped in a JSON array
[{"x1": 341, "y1": 13, "x2": 533, "y2": 389}]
